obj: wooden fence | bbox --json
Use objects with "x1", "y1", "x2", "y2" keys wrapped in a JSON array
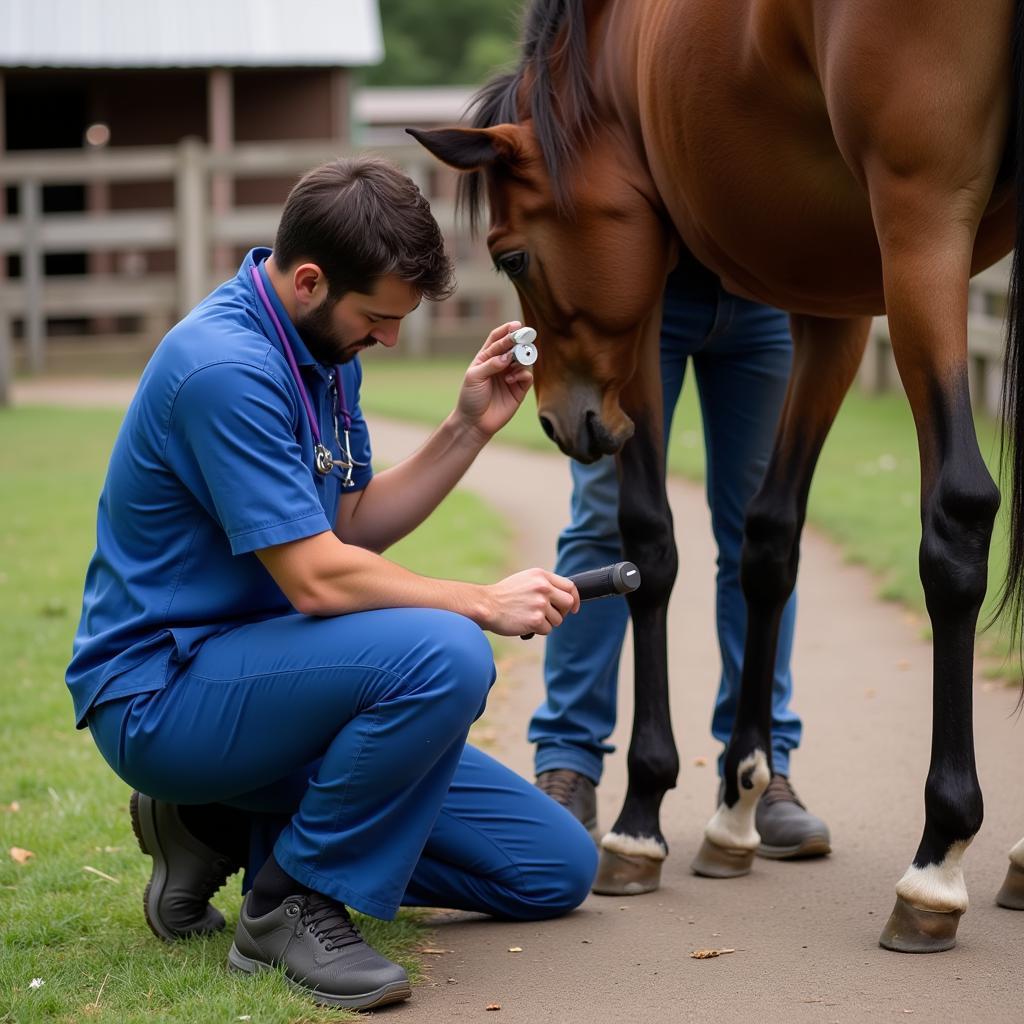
[
  {"x1": 0, "y1": 137, "x2": 519, "y2": 403},
  {"x1": 0, "y1": 137, "x2": 1013, "y2": 414}
]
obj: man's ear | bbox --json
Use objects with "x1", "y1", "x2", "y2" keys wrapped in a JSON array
[{"x1": 406, "y1": 126, "x2": 519, "y2": 171}]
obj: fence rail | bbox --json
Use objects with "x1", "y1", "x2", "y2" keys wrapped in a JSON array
[
  {"x1": 0, "y1": 137, "x2": 1013, "y2": 414},
  {"x1": 0, "y1": 137, "x2": 519, "y2": 403}
]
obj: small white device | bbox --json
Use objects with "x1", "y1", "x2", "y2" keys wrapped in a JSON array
[{"x1": 510, "y1": 326, "x2": 538, "y2": 366}]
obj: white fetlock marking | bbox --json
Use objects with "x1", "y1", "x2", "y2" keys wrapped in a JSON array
[
  {"x1": 1008, "y1": 837, "x2": 1024, "y2": 869},
  {"x1": 600, "y1": 831, "x2": 668, "y2": 861},
  {"x1": 703, "y1": 749, "x2": 770, "y2": 852},
  {"x1": 895, "y1": 839, "x2": 972, "y2": 914}
]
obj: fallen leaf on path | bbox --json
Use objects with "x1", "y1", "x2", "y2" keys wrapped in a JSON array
[
  {"x1": 485, "y1": 1004, "x2": 501, "y2": 1011},
  {"x1": 9, "y1": 847, "x2": 33, "y2": 865},
  {"x1": 419, "y1": 948, "x2": 452, "y2": 955},
  {"x1": 896, "y1": 659, "x2": 912, "y2": 671},
  {"x1": 693, "y1": 756, "x2": 708, "y2": 767},
  {"x1": 83, "y1": 866, "x2": 120, "y2": 883},
  {"x1": 507, "y1": 947, "x2": 523, "y2": 953},
  {"x1": 690, "y1": 948, "x2": 736, "y2": 959}
]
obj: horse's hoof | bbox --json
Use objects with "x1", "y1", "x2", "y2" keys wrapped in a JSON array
[
  {"x1": 690, "y1": 838, "x2": 755, "y2": 878},
  {"x1": 878, "y1": 896, "x2": 962, "y2": 953},
  {"x1": 996, "y1": 862, "x2": 1024, "y2": 910},
  {"x1": 591, "y1": 848, "x2": 662, "y2": 895}
]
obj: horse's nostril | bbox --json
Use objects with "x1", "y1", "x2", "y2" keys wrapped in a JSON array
[{"x1": 539, "y1": 415, "x2": 556, "y2": 441}]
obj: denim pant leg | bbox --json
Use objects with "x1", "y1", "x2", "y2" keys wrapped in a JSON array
[
  {"x1": 692, "y1": 292, "x2": 802, "y2": 776},
  {"x1": 529, "y1": 455, "x2": 627, "y2": 783}
]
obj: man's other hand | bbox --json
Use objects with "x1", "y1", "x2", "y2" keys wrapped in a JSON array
[{"x1": 455, "y1": 321, "x2": 534, "y2": 439}]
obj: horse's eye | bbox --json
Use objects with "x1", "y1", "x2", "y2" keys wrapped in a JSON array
[{"x1": 495, "y1": 251, "x2": 529, "y2": 277}]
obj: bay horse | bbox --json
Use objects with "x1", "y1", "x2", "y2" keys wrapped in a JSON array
[{"x1": 410, "y1": 0, "x2": 1024, "y2": 952}]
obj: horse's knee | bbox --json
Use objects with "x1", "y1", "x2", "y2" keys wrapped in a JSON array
[
  {"x1": 920, "y1": 467, "x2": 999, "y2": 618},
  {"x1": 618, "y1": 515, "x2": 678, "y2": 606},
  {"x1": 740, "y1": 498, "x2": 800, "y2": 608}
]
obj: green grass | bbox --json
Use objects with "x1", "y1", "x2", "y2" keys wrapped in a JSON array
[
  {"x1": 0, "y1": 405, "x2": 508, "y2": 1024},
  {"x1": 359, "y1": 354, "x2": 1017, "y2": 675}
]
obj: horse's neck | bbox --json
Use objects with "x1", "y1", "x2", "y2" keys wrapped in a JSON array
[{"x1": 587, "y1": 1, "x2": 665, "y2": 214}]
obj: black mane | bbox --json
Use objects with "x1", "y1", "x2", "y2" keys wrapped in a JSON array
[{"x1": 458, "y1": 0, "x2": 597, "y2": 231}]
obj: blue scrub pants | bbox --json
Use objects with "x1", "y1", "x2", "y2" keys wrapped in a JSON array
[
  {"x1": 530, "y1": 269, "x2": 802, "y2": 782},
  {"x1": 88, "y1": 608, "x2": 597, "y2": 922}
]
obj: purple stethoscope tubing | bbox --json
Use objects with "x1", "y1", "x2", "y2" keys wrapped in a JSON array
[{"x1": 250, "y1": 265, "x2": 357, "y2": 484}]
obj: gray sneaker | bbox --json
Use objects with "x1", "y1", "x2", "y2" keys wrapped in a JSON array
[
  {"x1": 536, "y1": 769, "x2": 599, "y2": 838},
  {"x1": 755, "y1": 775, "x2": 831, "y2": 859},
  {"x1": 130, "y1": 791, "x2": 241, "y2": 941},
  {"x1": 228, "y1": 892, "x2": 412, "y2": 1010}
]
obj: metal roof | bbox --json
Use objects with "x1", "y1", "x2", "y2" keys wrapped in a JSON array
[{"x1": 0, "y1": 0, "x2": 383, "y2": 69}]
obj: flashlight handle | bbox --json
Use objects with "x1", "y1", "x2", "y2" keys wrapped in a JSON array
[{"x1": 520, "y1": 561, "x2": 641, "y2": 639}]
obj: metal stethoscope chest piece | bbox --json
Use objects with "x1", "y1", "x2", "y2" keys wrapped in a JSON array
[
  {"x1": 510, "y1": 326, "x2": 538, "y2": 366},
  {"x1": 251, "y1": 264, "x2": 367, "y2": 487}
]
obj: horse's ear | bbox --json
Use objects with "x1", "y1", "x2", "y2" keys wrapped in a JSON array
[{"x1": 406, "y1": 126, "x2": 518, "y2": 171}]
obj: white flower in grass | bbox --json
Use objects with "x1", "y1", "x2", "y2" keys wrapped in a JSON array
[{"x1": 29, "y1": 978, "x2": 44, "y2": 990}]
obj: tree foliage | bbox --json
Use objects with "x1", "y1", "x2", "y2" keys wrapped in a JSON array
[{"x1": 366, "y1": 0, "x2": 523, "y2": 86}]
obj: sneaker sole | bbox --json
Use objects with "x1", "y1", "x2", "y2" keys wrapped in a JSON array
[
  {"x1": 756, "y1": 835, "x2": 832, "y2": 860},
  {"x1": 228, "y1": 942, "x2": 412, "y2": 1010}
]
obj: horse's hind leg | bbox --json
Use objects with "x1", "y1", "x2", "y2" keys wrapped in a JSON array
[
  {"x1": 869, "y1": 176, "x2": 1000, "y2": 952},
  {"x1": 996, "y1": 839, "x2": 1024, "y2": 909},
  {"x1": 691, "y1": 315, "x2": 869, "y2": 878}
]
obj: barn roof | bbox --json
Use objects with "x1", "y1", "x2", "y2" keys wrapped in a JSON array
[{"x1": 0, "y1": 0, "x2": 383, "y2": 69}]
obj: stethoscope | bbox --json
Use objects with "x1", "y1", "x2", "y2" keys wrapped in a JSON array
[{"x1": 250, "y1": 264, "x2": 366, "y2": 488}]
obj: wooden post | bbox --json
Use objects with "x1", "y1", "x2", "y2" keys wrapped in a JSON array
[
  {"x1": 329, "y1": 68, "x2": 352, "y2": 145},
  {"x1": 175, "y1": 137, "x2": 208, "y2": 316},
  {"x1": 207, "y1": 68, "x2": 234, "y2": 278},
  {"x1": 21, "y1": 179, "x2": 44, "y2": 374}
]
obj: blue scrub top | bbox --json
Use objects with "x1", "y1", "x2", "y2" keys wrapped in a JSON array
[{"x1": 66, "y1": 247, "x2": 374, "y2": 728}]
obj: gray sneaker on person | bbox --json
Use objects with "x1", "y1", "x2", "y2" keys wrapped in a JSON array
[
  {"x1": 755, "y1": 774, "x2": 831, "y2": 859},
  {"x1": 228, "y1": 891, "x2": 412, "y2": 1010},
  {"x1": 535, "y1": 769, "x2": 599, "y2": 839},
  {"x1": 130, "y1": 791, "x2": 241, "y2": 941}
]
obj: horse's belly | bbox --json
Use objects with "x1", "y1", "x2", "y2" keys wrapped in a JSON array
[{"x1": 641, "y1": 0, "x2": 1014, "y2": 316}]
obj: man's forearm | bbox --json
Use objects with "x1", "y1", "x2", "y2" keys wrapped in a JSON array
[
  {"x1": 337, "y1": 411, "x2": 488, "y2": 551},
  {"x1": 259, "y1": 530, "x2": 492, "y2": 621}
]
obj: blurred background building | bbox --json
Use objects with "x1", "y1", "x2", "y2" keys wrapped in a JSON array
[{"x1": 0, "y1": 0, "x2": 516, "y2": 397}]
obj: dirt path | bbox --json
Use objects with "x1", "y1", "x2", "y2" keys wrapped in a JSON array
[{"x1": 17, "y1": 381, "x2": 1024, "y2": 1022}]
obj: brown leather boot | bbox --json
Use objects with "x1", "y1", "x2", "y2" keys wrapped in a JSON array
[
  {"x1": 535, "y1": 769, "x2": 599, "y2": 839},
  {"x1": 755, "y1": 774, "x2": 831, "y2": 859}
]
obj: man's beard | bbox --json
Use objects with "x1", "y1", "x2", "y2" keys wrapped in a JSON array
[{"x1": 295, "y1": 300, "x2": 376, "y2": 365}]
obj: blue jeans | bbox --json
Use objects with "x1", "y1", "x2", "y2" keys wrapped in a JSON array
[
  {"x1": 530, "y1": 264, "x2": 801, "y2": 782},
  {"x1": 88, "y1": 607, "x2": 596, "y2": 921}
]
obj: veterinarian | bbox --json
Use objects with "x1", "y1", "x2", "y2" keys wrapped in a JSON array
[{"x1": 67, "y1": 157, "x2": 596, "y2": 1012}]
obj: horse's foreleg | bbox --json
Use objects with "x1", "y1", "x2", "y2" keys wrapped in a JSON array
[
  {"x1": 592, "y1": 349, "x2": 679, "y2": 896},
  {"x1": 870, "y1": 179, "x2": 999, "y2": 952},
  {"x1": 691, "y1": 315, "x2": 869, "y2": 879}
]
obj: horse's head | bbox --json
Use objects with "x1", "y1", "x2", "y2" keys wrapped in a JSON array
[{"x1": 410, "y1": 121, "x2": 675, "y2": 462}]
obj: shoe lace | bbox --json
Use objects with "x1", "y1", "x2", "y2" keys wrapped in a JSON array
[
  {"x1": 761, "y1": 774, "x2": 805, "y2": 809},
  {"x1": 300, "y1": 894, "x2": 364, "y2": 952},
  {"x1": 537, "y1": 770, "x2": 582, "y2": 808}
]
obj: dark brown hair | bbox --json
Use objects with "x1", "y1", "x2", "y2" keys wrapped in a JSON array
[{"x1": 274, "y1": 157, "x2": 455, "y2": 301}]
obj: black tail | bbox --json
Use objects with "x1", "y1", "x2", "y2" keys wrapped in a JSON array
[{"x1": 996, "y1": 0, "x2": 1024, "y2": 661}]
